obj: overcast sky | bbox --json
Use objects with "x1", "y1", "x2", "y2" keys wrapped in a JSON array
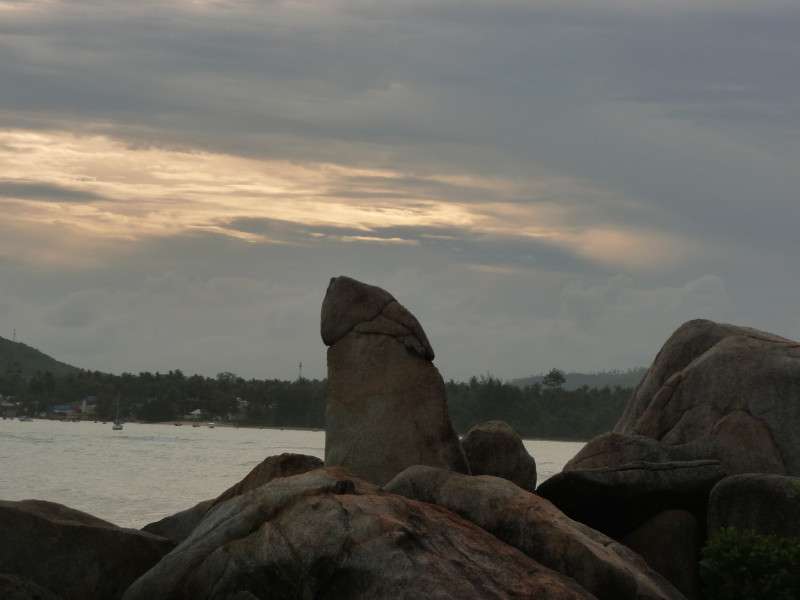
[{"x1": 1, "y1": 0, "x2": 798, "y2": 381}]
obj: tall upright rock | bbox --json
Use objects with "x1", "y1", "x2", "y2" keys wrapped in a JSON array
[{"x1": 322, "y1": 276, "x2": 468, "y2": 485}]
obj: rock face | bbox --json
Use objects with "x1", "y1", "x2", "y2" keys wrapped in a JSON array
[
  {"x1": 537, "y1": 460, "x2": 725, "y2": 538},
  {"x1": 0, "y1": 575, "x2": 61, "y2": 600},
  {"x1": 386, "y1": 466, "x2": 686, "y2": 600},
  {"x1": 125, "y1": 468, "x2": 594, "y2": 600},
  {"x1": 622, "y1": 510, "x2": 701, "y2": 600},
  {"x1": 322, "y1": 276, "x2": 468, "y2": 485},
  {"x1": 613, "y1": 319, "x2": 800, "y2": 475},
  {"x1": 143, "y1": 453, "x2": 323, "y2": 543},
  {"x1": 461, "y1": 420, "x2": 537, "y2": 491},
  {"x1": 0, "y1": 499, "x2": 173, "y2": 600},
  {"x1": 707, "y1": 474, "x2": 800, "y2": 538}
]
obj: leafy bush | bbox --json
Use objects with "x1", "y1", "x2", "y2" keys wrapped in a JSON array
[{"x1": 700, "y1": 527, "x2": 800, "y2": 600}]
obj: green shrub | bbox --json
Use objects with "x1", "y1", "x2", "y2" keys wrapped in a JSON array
[{"x1": 700, "y1": 527, "x2": 800, "y2": 600}]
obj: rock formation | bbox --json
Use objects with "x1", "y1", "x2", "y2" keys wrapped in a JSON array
[
  {"x1": 461, "y1": 420, "x2": 537, "y2": 491},
  {"x1": 537, "y1": 460, "x2": 725, "y2": 538},
  {"x1": 386, "y1": 465, "x2": 685, "y2": 600},
  {"x1": 612, "y1": 319, "x2": 800, "y2": 475},
  {"x1": 622, "y1": 510, "x2": 701, "y2": 600},
  {"x1": 0, "y1": 574, "x2": 62, "y2": 600},
  {"x1": 322, "y1": 275, "x2": 468, "y2": 485},
  {"x1": 125, "y1": 468, "x2": 594, "y2": 600},
  {"x1": 143, "y1": 453, "x2": 322, "y2": 543},
  {"x1": 540, "y1": 319, "x2": 800, "y2": 597},
  {"x1": 707, "y1": 473, "x2": 800, "y2": 538},
  {"x1": 0, "y1": 499, "x2": 173, "y2": 600}
]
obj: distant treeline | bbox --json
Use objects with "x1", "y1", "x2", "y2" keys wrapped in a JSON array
[{"x1": 2, "y1": 369, "x2": 632, "y2": 440}]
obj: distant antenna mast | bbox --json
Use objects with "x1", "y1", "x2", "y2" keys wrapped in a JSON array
[
  {"x1": 298, "y1": 361, "x2": 303, "y2": 381},
  {"x1": 12, "y1": 328, "x2": 16, "y2": 342}
]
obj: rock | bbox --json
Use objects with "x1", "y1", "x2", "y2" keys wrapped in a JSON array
[
  {"x1": 320, "y1": 275, "x2": 434, "y2": 360},
  {"x1": 564, "y1": 433, "x2": 712, "y2": 471},
  {"x1": 707, "y1": 473, "x2": 800, "y2": 538},
  {"x1": 125, "y1": 468, "x2": 594, "y2": 600},
  {"x1": 622, "y1": 510, "x2": 701, "y2": 600},
  {"x1": 537, "y1": 460, "x2": 725, "y2": 538},
  {"x1": 141, "y1": 499, "x2": 214, "y2": 545},
  {"x1": 0, "y1": 499, "x2": 173, "y2": 600},
  {"x1": 386, "y1": 465, "x2": 686, "y2": 600},
  {"x1": 322, "y1": 276, "x2": 468, "y2": 485},
  {"x1": 612, "y1": 319, "x2": 800, "y2": 475},
  {"x1": 143, "y1": 453, "x2": 323, "y2": 543},
  {"x1": 0, "y1": 575, "x2": 61, "y2": 600},
  {"x1": 461, "y1": 420, "x2": 537, "y2": 491}
]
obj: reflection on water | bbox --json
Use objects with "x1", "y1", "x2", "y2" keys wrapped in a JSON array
[{"x1": 0, "y1": 419, "x2": 583, "y2": 528}]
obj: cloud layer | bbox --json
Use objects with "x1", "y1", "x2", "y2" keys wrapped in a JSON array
[{"x1": 1, "y1": 0, "x2": 798, "y2": 379}]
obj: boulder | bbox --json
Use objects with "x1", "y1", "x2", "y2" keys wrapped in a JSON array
[
  {"x1": 461, "y1": 420, "x2": 537, "y2": 491},
  {"x1": 622, "y1": 510, "x2": 701, "y2": 600},
  {"x1": 125, "y1": 468, "x2": 594, "y2": 600},
  {"x1": 141, "y1": 499, "x2": 214, "y2": 544},
  {"x1": 612, "y1": 319, "x2": 800, "y2": 475},
  {"x1": 386, "y1": 465, "x2": 686, "y2": 600},
  {"x1": 707, "y1": 473, "x2": 800, "y2": 538},
  {"x1": 0, "y1": 499, "x2": 173, "y2": 600},
  {"x1": 322, "y1": 276, "x2": 468, "y2": 485},
  {"x1": 143, "y1": 453, "x2": 323, "y2": 543},
  {"x1": 537, "y1": 460, "x2": 725, "y2": 538},
  {"x1": 0, "y1": 575, "x2": 61, "y2": 600},
  {"x1": 564, "y1": 433, "x2": 712, "y2": 472}
]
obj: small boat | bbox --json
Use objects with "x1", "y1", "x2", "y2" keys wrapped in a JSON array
[
  {"x1": 207, "y1": 422, "x2": 215, "y2": 428},
  {"x1": 174, "y1": 422, "x2": 183, "y2": 426},
  {"x1": 112, "y1": 396, "x2": 124, "y2": 431},
  {"x1": 192, "y1": 422, "x2": 200, "y2": 428},
  {"x1": 18, "y1": 416, "x2": 33, "y2": 422}
]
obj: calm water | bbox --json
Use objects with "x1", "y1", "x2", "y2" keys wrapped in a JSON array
[{"x1": 0, "y1": 419, "x2": 583, "y2": 528}]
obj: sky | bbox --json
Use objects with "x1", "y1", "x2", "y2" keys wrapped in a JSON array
[{"x1": 0, "y1": 0, "x2": 798, "y2": 381}]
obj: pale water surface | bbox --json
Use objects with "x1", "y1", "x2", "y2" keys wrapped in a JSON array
[{"x1": 0, "y1": 419, "x2": 583, "y2": 528}]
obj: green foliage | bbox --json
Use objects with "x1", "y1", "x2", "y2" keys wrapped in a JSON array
[
  {"x1": 542, "y1": 368, "x2": 566, "y2": 389},
  {"x1": 0, "y1": 336, "x2": 79, "y2": 381},
  {"x1": 446, "y1": 375, "x2": 628, "y2": 440},
  {"x1": 700, "y1": 527, "x2": 800, "y2": 600}
]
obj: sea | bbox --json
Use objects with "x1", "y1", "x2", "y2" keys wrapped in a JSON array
[{"x1": 0, "y1": 419, "x2": 584, "y2": 528}]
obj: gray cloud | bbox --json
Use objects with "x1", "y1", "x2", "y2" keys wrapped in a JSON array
[
  {"x1": 0, "y1": 180, "x2": 106, "y2": 202},
  {"x1": 0, "y1": 0, "x2": 798, "y2": 378}
]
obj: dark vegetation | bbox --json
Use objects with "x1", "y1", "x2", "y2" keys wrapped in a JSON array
[
  {"x1": 2, "y1": 367, "x2": 631, "y2": 440},
  {"x1": 700, "y1": 528, "x2": 800, "y2": 600},
  {"x1": 1, "y1": 336, "x2": 632, "y2": 439},
  {"x1": 512, "y1": 367, "x2": 647, "y2": 391},
  {"x1": 0, "y1": 336, "x2": 79, "y2": 379}
]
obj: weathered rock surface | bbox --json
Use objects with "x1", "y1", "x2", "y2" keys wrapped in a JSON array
[
  {"x1": 565, "y1": 433, "x2": 712, "y2": 471},
  {"x1": 622, "y1": 510, "x2": 701, "y2": 600},
  {"x1": 142, "y1": 499, "x2": 214, "y2": 545},
  {"x1": 125, "y1": 467, "x2": 595, "y2": 600},
  {"x1": 612, "y1": 319, "x2": 800, "y2": 475},
  {"x1": 323, "y1": 276, "x2": 468, "y2": 485},
  {"x1": 386, "y1": 465, "x2": 686, "y2": 600},
  {"x1": 143, "y1": 453, "x2": 323, "y2": 543},
  {"x1": 707, "y1": 473, "x2": 800, "y2": 538},
  {"x1": 321, "y1": 275, "x2": 434, "y2": 360},
  {"x1": 461, "y1": 420, "x2": 537, "y2": 491},
  {"x1": 537, "y1": 460, "x2": 725, "y2": 538},
  {"x1": 0, "y1": 575, "x2": 61, "y2": 600},
  {"x1": 0, "y1": 499, "x2": 173, "y2": 600}
]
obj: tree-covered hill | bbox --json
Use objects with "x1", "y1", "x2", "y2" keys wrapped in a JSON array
[
  {"x1": 0, "y1": 336, "x2": 80, "y2": 379},
  {"x1": 511, "y1": 368, "x2": 648, "y2": 391}
]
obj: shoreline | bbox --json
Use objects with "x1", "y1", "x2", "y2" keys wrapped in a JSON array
[{"x1": 2, "y1": 418, "x2": 587, "y2": 443}]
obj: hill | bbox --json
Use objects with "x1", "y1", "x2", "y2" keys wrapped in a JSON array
[
  {"x1": 511, "y1": 368, "x2": 647, "y2": 391},
  {"x1": 0, "y1": 336, "x2": 80, "y2": 379}
]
